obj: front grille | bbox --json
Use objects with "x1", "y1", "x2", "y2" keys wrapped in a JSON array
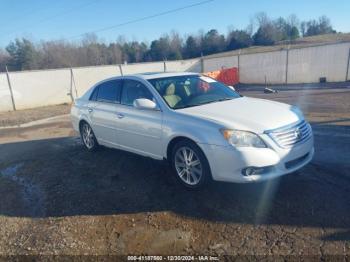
[{"x1": 266, "y1": 120, "x2": 312, "y2": 148}]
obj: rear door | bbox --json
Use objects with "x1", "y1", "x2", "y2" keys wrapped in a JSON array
[
  {"x1": 115, "y1": 79, "x2": 163, "y2": 159},
  {"x1": 89, "y1": 79, "x2": 122, "y2": 145}
]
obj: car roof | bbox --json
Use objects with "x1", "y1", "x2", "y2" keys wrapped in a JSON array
[{"x1": 131, "y1": 71, "x2": 200, "y2": 80}]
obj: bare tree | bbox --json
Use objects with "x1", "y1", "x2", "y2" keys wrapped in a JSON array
[
  {"x1": 0, "y1": 48, "x2": 10, "y2": 71},
  {"x1": 0, "y1": 14, "x2": 338, "y2": 72}
]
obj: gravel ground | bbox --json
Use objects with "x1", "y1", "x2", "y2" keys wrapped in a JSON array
[{"x1": 0, "y1": 87, "x2": 349, "y2": 258}]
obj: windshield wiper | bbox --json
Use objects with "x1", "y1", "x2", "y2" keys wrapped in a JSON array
[
  {"x1": 174, "y1": 97, "x2": 234, "y2": 109},
  {"x1": 197, "y1": 97, "x2": 234, "y2": 105},
  {"x1": 174, "y1": 104, "x2": 201, "y2": 109},
  {"x1": 216, "y1": 97, "x2": 235, "y2": 102}
]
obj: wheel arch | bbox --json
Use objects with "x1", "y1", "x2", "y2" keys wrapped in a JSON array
[
  {"x1": 166, "y1": 135, "x2": 214, "y2": 185},
  {"x1": 78, "y1": 118, "x2": 89, "y2": 132},
  {"x1": 166, "y1": 136, "x2": 210, "y2": 163}
]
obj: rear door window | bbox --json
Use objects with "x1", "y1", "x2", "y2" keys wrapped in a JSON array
[
  {"x1": 96, "y1": 80, "x2": 122, "y2": 103},
  {"x1": 89, "y1": 87, "x2": 99, "y2": 101}
]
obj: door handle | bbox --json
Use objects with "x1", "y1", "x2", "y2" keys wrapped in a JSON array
[
  {"x1": 88, "y1": 108, "x2": 93, "y2": 113},
  {"x1": 116, "y1": 113, "x2": 124, "y2": 119}
]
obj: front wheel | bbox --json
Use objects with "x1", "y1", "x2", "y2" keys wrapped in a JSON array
[
  {"x1": 80, "y1": 122, "x2": 99, "y2": 151},
  {"x1": 171, "y1": 140, "x2": 211, "y2": 189}
]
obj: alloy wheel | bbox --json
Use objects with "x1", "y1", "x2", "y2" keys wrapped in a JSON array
[
  {"x1": 174, "y1": 146, "x2": 203, "y2": 185},
  {"x1": 82, "y1": 123, "x2": 95, "y2": 149}
]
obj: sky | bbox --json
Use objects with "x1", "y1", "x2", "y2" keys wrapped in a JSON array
[{"x1": 0, "y1": 0, "x2": 349, "y2": 48}]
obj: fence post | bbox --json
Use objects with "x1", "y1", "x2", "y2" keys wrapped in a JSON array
[
  {"x1": 346, "y1": 48, "x2": 350, "y2": 81},
  {"x1": 285, "y1": 46, "x2": 290, "y2": 85},
  {"x1": 69, "y1": 68, "x2": 78, "y2": 100},
  {"x1": 200, "y1": 53, "x2": 204, "y2": 73},
  {"x1": 118, "y1": 64, "x2": 123, "y2": 76},
  {"x1": 238, "y1": 49, "x2": 241, "y2": 83},
  {"x1": 163, "y1": 59, "x2": 167, "y2": 72},
  {"x1": 5, "y1": 66, "x2": 16, "y2": 111},
  {"x1": 68, "y1": 68, "x2": 74, "y2": 101}
]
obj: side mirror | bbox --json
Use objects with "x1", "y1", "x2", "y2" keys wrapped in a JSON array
[
  {"x1": 133, "y1": 98, "x2": 158, "y2": 110},
  {"x1": 228, "y1": 85, "x2": 236, "y2": 91}
]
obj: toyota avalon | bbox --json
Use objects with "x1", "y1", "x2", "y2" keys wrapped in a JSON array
[{"x1": 71, "y1": 72, "x2": 314, "y2": 188}]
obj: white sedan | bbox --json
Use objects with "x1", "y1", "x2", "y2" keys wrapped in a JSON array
[{"x1": 71, "y1": 72, "x2": 314, "y2": 188}]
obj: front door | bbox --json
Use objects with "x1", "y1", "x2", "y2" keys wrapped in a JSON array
[{"x1": 115, "y1": 79, "x2": 163, "y2": 159}]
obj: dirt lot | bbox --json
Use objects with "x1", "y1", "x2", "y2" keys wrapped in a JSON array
[
  {"x1": 0, "y1": 104, "x2": 71, "y2": 127},
  {"x1": 0, "y1": 87, "x2": 349, "y2": 258}
]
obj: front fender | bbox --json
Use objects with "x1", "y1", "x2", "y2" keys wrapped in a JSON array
[{"x1": 161, "y1": 112, "x2": 229, "y2": 158}]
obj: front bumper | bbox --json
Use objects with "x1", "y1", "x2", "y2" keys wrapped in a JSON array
[{"x1": 199, "y1": 133, "x2": 314, "y2": 183}]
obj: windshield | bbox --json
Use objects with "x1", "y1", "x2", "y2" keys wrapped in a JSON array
[{"x1": 148, "y1": 75, "x2": 241, "y2": 109}]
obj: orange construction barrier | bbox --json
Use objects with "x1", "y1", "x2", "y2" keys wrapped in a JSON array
[{"x1": 203, "y1": 67, "x2": 239, "y2": 86}]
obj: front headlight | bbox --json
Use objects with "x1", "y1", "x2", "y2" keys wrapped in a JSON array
[{"x1": 220, "y1": 129, "x2": 267, "y2": 148}]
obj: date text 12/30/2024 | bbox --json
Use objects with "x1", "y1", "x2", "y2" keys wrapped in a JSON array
[{"x1": 127, "y1": 255, "x2": 219, "y2": 261}]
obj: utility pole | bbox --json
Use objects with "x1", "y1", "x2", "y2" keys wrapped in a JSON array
[{"x1": 5, "y1": 66, "x2": 16, "y2": 111}]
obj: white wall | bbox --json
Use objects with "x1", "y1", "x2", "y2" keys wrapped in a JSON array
[
  {"x1": 203, "y1": 56, "x2": 238, "y2": 72},
  {"x1": 0, "y1": 73, "x2": 13, "y2": 112},
  {"x1": 202, "y1": 42, "x2": 350, "y2": 84},
  {"x1": 73, "y1": 62, "x2": 165, "y2": 98},
  {"x1": 73, "y1": 65, "x2": 121, "y2": 98},
  {"x1": 239, "y1": 50, "x2": 287, "y2": 84},
  {"x1": 165, "y1": 59, "x2": 201, "y2": 72},
  {"x1": 288, "y1": 42, "x2": 350, "y2": 83},
  {"x1": 348, "y1": 52, "x2": 350, "y2": 81},
  {"x1": 6, "y1": 69, "x2": 71, "y2": 110},
  {"x1": 122, "y1": 61, "x2": 164, "y2": 75}
]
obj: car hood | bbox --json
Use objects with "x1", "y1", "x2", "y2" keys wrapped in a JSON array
[{"x1": 177, "y1": 97, "x2": 302, "y2": 133}]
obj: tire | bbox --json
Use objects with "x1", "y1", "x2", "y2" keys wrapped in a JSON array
[
  {"x1": 171, "y1": 140, "x2": 211, "y2": 189},
  {"x1": 80, "y1": 121, "x2": 99, "y2": 152}
]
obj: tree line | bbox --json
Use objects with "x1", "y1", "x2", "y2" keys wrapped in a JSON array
[{"x1": 0, "y1": 13, "x2": 336, "y2": 72}]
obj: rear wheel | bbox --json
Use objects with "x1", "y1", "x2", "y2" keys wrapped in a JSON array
[
  {"x1": 80, "y1": 122, "x2": 99, "y2": 151},
  {"x1": 171, "y1": 140, "x2": 211, "y2": 189}
]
